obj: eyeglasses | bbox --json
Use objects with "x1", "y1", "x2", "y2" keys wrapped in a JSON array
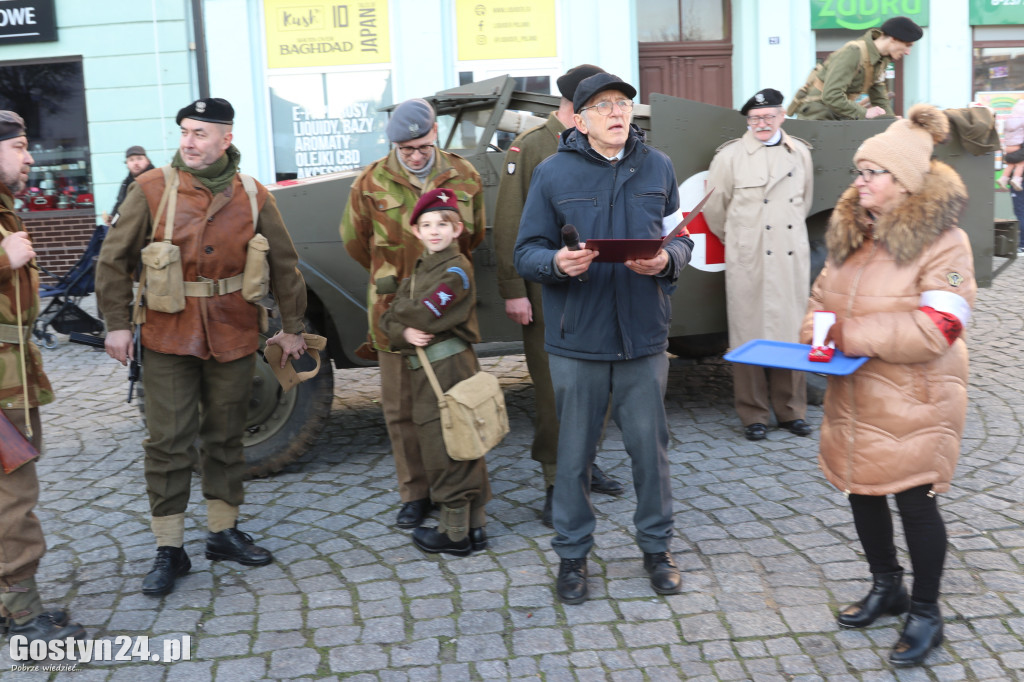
[
  {"x1": 849, "y1": 168, "x2": 891, "y2": 181},
  {"x1": 580, "y1": 99, "x2": 634, "y2": 116},
  {"x1": 397, "y1": 142, "x2": 435, "y2": 158},
  {"x1": 746, "y1": 114, "x2": 778, "y2": 124}
]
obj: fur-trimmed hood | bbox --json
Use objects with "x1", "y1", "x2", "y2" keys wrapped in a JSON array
[{"x1": 826, "y1": 160, "x2": 967, "y2": 266}]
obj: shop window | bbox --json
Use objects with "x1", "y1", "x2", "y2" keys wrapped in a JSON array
[
  {"x1": 0, "y1": 57, "x2": 93, "y2": 212},
  {"x1": 268, "y1": 70, "x2": 392, "y2": 182},
  {"x1": 973, "y1": 45, "x2": 1024, "y2": 96}
]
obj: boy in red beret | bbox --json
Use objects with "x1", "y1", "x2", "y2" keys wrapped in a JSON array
[{"x1": 379, "y1": 189, "x2": 491, "y2": 555}]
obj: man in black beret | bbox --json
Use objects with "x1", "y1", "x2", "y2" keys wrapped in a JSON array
[
  {"x1": 790, "y1": 15, "x2": 923, "y2": 120},
  {"x1": 705, "y1": 89, "x2": 816, "y2": 442},
  {"x1": 104, "y1": 145, "x2": 154, "y2": 225},
  {"x1": 493, "y1": 64, "x2": 624, "y2": 529},
  {"x1": 0, "y1": 109, "x2": 87, "y2": 645},
  {"x1": 97, "y1": 97, "x2": 310, "y2": 596}
]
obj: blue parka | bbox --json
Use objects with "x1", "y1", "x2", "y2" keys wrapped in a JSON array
[{"x1": 514, "y1": 124, "x2": 693, "y2": 362}]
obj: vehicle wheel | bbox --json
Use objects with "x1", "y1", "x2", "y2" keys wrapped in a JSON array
[{"x1": 242, "y1": 315, "x2": 334, "y2": 478}]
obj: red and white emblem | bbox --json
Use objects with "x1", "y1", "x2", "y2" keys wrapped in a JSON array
[{"x1": 678, "y1": 171, "x2": 724, "y2": 273}]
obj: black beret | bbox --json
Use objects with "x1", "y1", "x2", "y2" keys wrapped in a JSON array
[
  {"x1": 0, "y1": 110, "x2": 26, "y2": 142},
  {"x1": 125, "y1": 145, "x2": 146, "y2": 158},
  {"x1": 880, "y1": 16, "x2": 923, "y2": 43},
  {"x1": 740, "y1": 88, "x2": 785, "y2": 116},
  {"x1": 573, "y1": 73, "x2": 637, "y2": 114},
  {"x1": 176, "y1": 97, "x2": 234, "y2": 125},
  {"x1": 556, "y1": 64, "x2": 605, "y2": 101}
]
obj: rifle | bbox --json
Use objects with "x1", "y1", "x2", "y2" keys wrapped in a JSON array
[
  {"x1": 69, "y1": 330, "x2": 142, "y2": 404},
  {"x1": 0, "y1": 408, "x2": 39, "y2": 474}
]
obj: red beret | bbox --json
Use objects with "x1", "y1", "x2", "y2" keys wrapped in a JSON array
[{"x1": 410, "y1": 189, "x2": 460, "y2": 225}]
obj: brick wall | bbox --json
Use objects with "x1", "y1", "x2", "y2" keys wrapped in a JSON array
[{"x1": 21, "y1": 209, "x2": 100, "y2": 281}]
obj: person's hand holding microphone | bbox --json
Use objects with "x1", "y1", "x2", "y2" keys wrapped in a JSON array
[{"x1": 557, "y1": 224, "x2": 595, "y2": 282}]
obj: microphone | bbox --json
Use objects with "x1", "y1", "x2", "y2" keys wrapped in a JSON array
[{"x1": 560, "y1": 224, "x2": 588, "y2": 283}]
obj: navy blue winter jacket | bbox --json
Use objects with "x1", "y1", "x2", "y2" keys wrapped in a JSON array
[{"x1": 514, "y1": 124, "x2": 693, "y2": 361}]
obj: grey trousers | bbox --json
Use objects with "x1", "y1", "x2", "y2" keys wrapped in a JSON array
[{"x1": 548, "y1": 352, "x2": 673, "y2": 558}]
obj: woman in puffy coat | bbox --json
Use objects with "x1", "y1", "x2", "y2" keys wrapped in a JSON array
[{"x1": 800, "y1": 103, "x2": 976, "y2": 667}]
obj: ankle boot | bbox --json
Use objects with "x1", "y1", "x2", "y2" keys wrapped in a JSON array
[
  {"x1": 889, "y1": 599, "x2": 944, "y2": 667},
  {"x1": 836, "y1": 570, "x2": 910, "y2": 628}
]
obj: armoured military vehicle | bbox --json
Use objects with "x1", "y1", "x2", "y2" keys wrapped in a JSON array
[{"x1": 242, "y1": 75, "x2": 1000, "y2": 477}]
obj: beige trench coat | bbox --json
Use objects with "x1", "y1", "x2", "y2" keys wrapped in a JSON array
[{"x1": 704, "y1": 129, "x2": 813, "y2": 347}]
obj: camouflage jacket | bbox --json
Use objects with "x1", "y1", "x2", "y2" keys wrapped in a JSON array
[
  {"x1": 0, "y1": 186, "x2": 53, "y2": 409},
  {"x1": 340, "y1": 149, "x2": 485, "y2": 353}
]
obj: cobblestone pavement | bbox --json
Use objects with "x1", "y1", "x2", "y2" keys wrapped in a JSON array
[{"x1": 2, "y1": 257, "x2": 1023, "y2": 681}]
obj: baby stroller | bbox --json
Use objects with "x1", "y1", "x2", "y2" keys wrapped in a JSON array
[{"x1": 33, "y1": 223, "x2": 107, "y2": 349}]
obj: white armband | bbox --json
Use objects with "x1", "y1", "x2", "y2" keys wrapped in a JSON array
[{"x1": 920, "y1": 290, "x2": 971, "y2": 327}]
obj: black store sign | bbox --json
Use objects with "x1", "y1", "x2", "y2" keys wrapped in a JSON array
[{"x1": 0, "y1": 0, "x2": 56, "y2": 45}]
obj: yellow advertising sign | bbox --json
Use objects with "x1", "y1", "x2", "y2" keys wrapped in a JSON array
[
  {"x1": 455, "y1": 0, "x2": 557, "y2": 61},
  {"x1": 264, "y1": 0, "x2": 390, "y2": 69}
]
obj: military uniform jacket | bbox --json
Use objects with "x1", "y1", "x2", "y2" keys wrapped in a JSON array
[
  {"x1": 340, "y1": 149, "x2": 485, "y2": 352},
  {"x1": 795, "y1": 29, "x2": 893, "y2": 121},
  {"x1": 494, "y1": 113, "x2": 565, "y2": 301},
  {"x1": 96, "y1": 167, "x2": 307, "y2": 363},
  {"x1": 0, "y1": 186, "x2": 52, "y2": 409},
  {"x1": 704, "y1": 130, "x2": 813, "y2": 348}
]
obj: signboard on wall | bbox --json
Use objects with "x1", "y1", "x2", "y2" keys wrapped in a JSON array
[
  {"x1": 0, "y1": 0, "x2": 56, "y2": 44},
  {"x1": 268, "y1": 71, "x2": 392, "y2": 180},
  {"x1": 455, "y1": 0, "x2": 556, "y2": 61},
  {"x1": 970, "y1": 0, "x2": 1024, "y2": 26},
  {"x1": 264, "y1": 0, "x2": 390, "y2": 68},
  {"x1": 809, "y1": 0, "x2": 929, "y2": 30}
]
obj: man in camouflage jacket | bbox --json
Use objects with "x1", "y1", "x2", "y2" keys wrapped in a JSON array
[
  {"x1": 0, "y1": 110, "x2": 85, "y2": 643},
  {"x1": 340, "y1": 98, "x2": 485, "y2": 529}
]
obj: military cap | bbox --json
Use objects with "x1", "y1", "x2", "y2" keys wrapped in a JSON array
[
  {"x1": 176, "y1": 97, "x2": 234, "y2": 125},
  {"x1": 573, "y1": 73, "x2": 637, "y2": 114},
  {"x1": 387, "y1": 99, "x2": 435, "y2": 144},
  {"x1": 410, "y1": 188, "x2": 460, "y2": 225},
  {"x1": 0, "y1": 110, "x2": 26, "y2": 142},
  {"x1": 740, "y1": 88, "x2": 785, "y2": 116},
  {"x1": 125, "y1": 145, "x2": 147, "y2": 158},
  {"x1": 880, "y1": 16, "x2": 923, "y2": 43},
  {"x1": 556, "y1": 64, "x2": 606, "y2": 101}
]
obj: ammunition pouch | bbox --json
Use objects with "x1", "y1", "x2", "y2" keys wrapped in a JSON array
[
  {"x1": 241, "y1": 233, "x2": 270, "y2": 303},
  {"x1": 140, "y1": 241, "x2": 185, "y2": 313}
]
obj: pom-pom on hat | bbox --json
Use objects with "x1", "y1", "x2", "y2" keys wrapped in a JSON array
[
  {"x1": 176, "y1": 98, "x2": 234, "y2": 125},
  {"x1": 387, "y1": 98, "x2": 435, "y2": 143},
  {"x1": 556, "y1": 64, "x2": 606, "y2": 101},
  {"x1": 853, "y1": 103, "x2": 949, "y2": 194},
  {"x1": 410, "y1": 188, "x2": 460, "y2": 225},
  {"x1": 880, "y1": 16, "x2": 923, "y2": 43},
  {"x1": 740, "y1": 88, "x2": 784, "y2": 116},
  {"x1": 0, "y1": 111, "x2": 26, "y2": 142}
]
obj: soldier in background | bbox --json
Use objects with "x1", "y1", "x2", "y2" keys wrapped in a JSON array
[
  {"x1": 705, "y1": 89, "x2": 815, "y2": 441},
  {"x1": 103, "y1": 145, "x2": 155, "y2": 225},
  {"x1": 0, "y1": 110, "x2": 86, "y2": 642},
  {"x1": 341, "y1": 99, "x2": 485, "y2": 530},
  {"x1": 493, "y1": 65, "x2": 625, "y2": 527},
  {"x1": 790, "y1": 16, "x2": 923, "y2": 121}
]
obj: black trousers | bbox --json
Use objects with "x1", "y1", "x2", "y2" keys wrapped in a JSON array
[{"x1": 848, "y1": 484, "x2": 946, "y2": 603}]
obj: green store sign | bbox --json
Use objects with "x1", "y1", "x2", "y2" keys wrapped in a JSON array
[
  {"x1": 810, "y1": 0, "x2": 929, "y2": 30},
  {"x1": 970, "y1": 0, "x2": 1024, "y2": 25}
]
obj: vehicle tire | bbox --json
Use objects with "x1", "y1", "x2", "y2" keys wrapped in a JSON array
[{"x1": 242, "y1": 314, "x2": 334, "y2": 478}]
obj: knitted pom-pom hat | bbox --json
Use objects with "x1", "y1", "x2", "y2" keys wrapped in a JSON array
[{"x1": 854, "y1": 103, "x2": 949, "y2": 194}]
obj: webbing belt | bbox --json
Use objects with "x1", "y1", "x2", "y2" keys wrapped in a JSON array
[
  {"x1": 183, "y1": 273, "x2": 244, "y2": 297},
  {"x1": 0, "y1": 322, "x2": 29, "y2": 345},
  {"x1": 406, "y1": 336, "x2": 470, "y2": 370}
]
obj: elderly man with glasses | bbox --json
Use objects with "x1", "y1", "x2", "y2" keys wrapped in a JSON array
[
  {"x1": 515, "y1": 73, "x2": 694, "y2": 605},
  {"x1": 704, "y1": 88, "x2": 815, "y2": 442},
  {"x1": 341, "y1": 98, "x2": 485, "y2": 531}
]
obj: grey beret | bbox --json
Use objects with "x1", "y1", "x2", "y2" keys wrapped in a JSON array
[{"x1": 387, "y1": 99, "x2": 435, "y2": 143}]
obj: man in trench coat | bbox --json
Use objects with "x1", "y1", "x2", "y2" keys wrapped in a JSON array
[{"x1": 705, "y1": 89, "x2": 814, "y2": 441}]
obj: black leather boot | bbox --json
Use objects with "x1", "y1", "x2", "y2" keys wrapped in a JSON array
[
  {"x1": 556, "y1": 557, "x2": 589, "y2": 604},
  {"x1": 837, "y1": 570, "x2": 910, "y2": 629},
  {"x1": 8, "y1": 611, "x2": 86, "y2": 642},
  {"x1": 141, "y1": 546, "x2": 191, "y2": 596},
  {"x1": 890, "y1": 599, "x2": 944, "y2": 667},
  {"x1": 205, "y1": 528, "x2": 274, "y2": 566},
  {"x1": 412, "y1": 527, "x2": 472, "y2": 556},
  {"x1": 469, "y1": 527, "x2": 488, "y2": 552}
]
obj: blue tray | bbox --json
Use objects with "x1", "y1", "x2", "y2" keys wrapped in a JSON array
[{"x1": 724, "y1": 339, "x2": 869, "y2": 376}]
